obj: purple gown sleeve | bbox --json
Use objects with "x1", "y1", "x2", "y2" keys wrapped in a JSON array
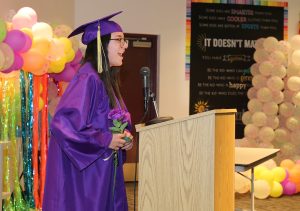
[{"x1": 50, "y1": 71, "x2": 112, "y2": 171}]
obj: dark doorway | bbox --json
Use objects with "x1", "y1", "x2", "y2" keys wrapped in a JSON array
[{"x1": 120, "y1": 33, "x2": 158, "y2": 163}]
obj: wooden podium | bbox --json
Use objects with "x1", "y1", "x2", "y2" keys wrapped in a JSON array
[{"x1": 136, "y1": 109, "x2": 236, "y2": 211}]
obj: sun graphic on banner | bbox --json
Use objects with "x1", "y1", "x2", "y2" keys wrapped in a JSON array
[{"x1": 194, "y1": 100, "x2": 209, "y2": 113}]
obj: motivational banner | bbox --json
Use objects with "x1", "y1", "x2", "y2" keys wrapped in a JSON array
[{"x1": 189, "y1": 2, "x2": 285, "y2": 138}]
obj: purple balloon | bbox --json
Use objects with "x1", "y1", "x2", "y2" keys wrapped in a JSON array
[
  {"x1": 3, "y1": 30, "x2": 27, "y2": 52},
  {"x1": 50, "y1": 63, "x2": 76, "y2": 82},
  {"x1": 283, "y1": 181, "x2": 296, "y2": 195},
  {"x1": 19, "y1": 33, "x2": 32, "y2": 53}
]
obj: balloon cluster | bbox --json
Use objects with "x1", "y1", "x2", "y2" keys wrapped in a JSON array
[
  {"x1": 243, "y1": 35, "x2": 300, "y2": 160},
  {"x1": 243, "y1": 36, "x2": 288, "y2": 148},
  {"x1": 235, "y1": 159, "x2": 300, "y2": 199},
  {"x1": 0, "y1": 7, "x2": 83, "y2": 81}
]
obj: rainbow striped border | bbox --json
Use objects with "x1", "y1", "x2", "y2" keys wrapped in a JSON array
[{"x1": 185, "y1": 0, "x2": 288, "y2": 79}]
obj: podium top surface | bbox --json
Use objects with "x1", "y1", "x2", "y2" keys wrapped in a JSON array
[
  {"x1": 136, "y1": 109, "x2": 237, "y2": 132},
  {"x1": 235, "y1": 147, "x2": 280, "y2": 172}
]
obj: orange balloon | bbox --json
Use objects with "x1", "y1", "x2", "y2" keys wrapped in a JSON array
[
  {"x1": 289, "y1": 167, "x2": 300, "y2": 184},
  {"x1": 22, "y1": 49, "x2": 47, "y2": 75},
  {"x1": 280, "y1": 159, "x2": 295, "y2": 170},
  {"x1": 32, "y1": 37, "x2": 50, "y2": 56}
]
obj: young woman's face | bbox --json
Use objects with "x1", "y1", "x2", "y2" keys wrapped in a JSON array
[{"x1": 108, "y1": 32, "x2": 128, "y2": 67}]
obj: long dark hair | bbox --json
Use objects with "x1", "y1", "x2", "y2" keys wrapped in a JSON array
[{"x1": 83, "y1": 34, "x2": 125, "y2": 109}]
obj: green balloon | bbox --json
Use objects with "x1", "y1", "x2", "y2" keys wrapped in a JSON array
[{"x1": 0, "y1": 19, "x2": 7, "y2": 43}]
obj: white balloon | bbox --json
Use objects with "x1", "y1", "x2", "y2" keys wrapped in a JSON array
[
  {"x1": 279, "y1": 102, "x2": 295, "y2": 117},
  {"x1": 287, "y1": 63, "x2": 300, "y2": 77},
  {"x1": 274, "y1": 127, "x2": 290, "y2": 142},
  {"x1": 247, "y1": 87, "x2": 257, "y2": 99},
  {"x1": 258, "y1": 126, "x2": 275, "y2": 142},
  {"x1": 269, "y1": 50, "x2": 286, "y2": 65},
  {"x1": 263, "y1": 37, "x2": 279, "y2": 52},
  {"x1": 278, "y1": 40, "x2": 291, "y2": 55},
  {"x1": 32, "y1": 22, "x2": 54, "y2": 40},
  {"x1": 254, "y1": 49, "x2": 269, "y2": 63},
  {"x1": 290, "y1": 131, "x2": 300, "y2": 143},
  {"x1": 254, "y1": 38, "x2": 265, "y2": 50},
  {"x1": 294, "y1": 106, "x2": 300, "y2": 117},
  {"x1": 271, "y1": 65, "x2": 286, "y2": 79},
  {"x1": 250, "y1": 63, "x2": 260, "y2": 76},
  {"x1": 248, "y1": 98, "x2": 263, "y2": 112},
  {"x1": 290, "y1": 34, "x2": 300, "y2": 50},
  {"x1": 266, "y1": 115, "x2": 279, "y2": 129},
  {"x1": 242, "y1": 111, "x2": 252, "y2": 125},
  {"x1": 285, "y1": 116, "x2": 299, "y2": 131},
  {"x1": 252, "y1": 75, "x2": 267, "y2": 89},
  {"x1": 244, "y1": 124, "x2": 259, "y2": 139},
  {"x1": 272, "y1": 91, "x2": 284, "y2": 104},
  {"x1": 257, "y1": 87, "x2": 273, "y2": 102},
  {"x1": 291, "y1": 50, "x2": 300, "y2": 65},
  {"x1": 283, "y1": 90, "x2": 295, "y2": 103},
  {"x1": 292, "y1": 92, "x2": 300, "y2": 106},
  {"x1": 259, "y1": 61, "x2": 273, "y2": 76},
  {"x1": 262, "y1": 102, "x2": 278, "y2": 116},
  {"x1": 266, "y1": 76, "x2": 284, "y2": 91},
  {"x1": 287, "y1": 76, "x2": 300, "y2": 91},
  {"x1": 252, "y1": 111, "x2": 268, "y2": 127}
]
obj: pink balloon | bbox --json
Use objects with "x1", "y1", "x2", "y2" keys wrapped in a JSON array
[
  {"x1": 12, "y1": 13, "x2": 35, "y2": 29},
  {"x1": 283, "y1": 181, "x2": 296, "y2": 195},
  {"x1": 71, "y1": 50, "x2": 83, "y2": 64},
  {"x1": 50, "y1": 63, "x2": 76, "y2": 82},
  {"x1": 4, "y1": 30, "x2": 27, "y2": 52}
]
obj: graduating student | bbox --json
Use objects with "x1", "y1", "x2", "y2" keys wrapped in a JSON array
[{"x1": 43, "y1": 11, "x2": 133, "y2": 211}]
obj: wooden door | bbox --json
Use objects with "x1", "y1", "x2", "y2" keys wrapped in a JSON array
[{"x1": 120, "y1": 33, "x2": 158, "y2": 174}]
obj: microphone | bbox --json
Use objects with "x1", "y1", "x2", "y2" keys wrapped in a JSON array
[{"x1": 140, "y1": 67, "x2": 150, "y2": 111}]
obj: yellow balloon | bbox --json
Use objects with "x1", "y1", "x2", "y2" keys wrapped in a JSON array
[
  {"x1": 59, "y1": 37, "x2": 72, "y2": 53},
  {"x1": 254, "y1": 165, "x2": 268, "y2": 179},
  {"x1": 270, "y1": 181, "x2": 283, "y2": 197},
  {"x1": 48, "y1": 56, "x2": 66, "y2": 73},
  {"x1": 260, "y1": 170, "x2": 274, "y2": 185},
  {"x1": 32, "y1": 37, "x2": 50, "y2": 56},
  {"x1": 271, "y1": 167, "x2": 286, "y2": 182},
  {"x1": 48, "y1": 38, "x2": 65, "y2": 60},
  {"x1": 65, "y1": 49, "x2": 75, "y2": 63}
]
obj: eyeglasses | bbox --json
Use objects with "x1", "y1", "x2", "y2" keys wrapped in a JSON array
[{"x1": 110, "y1": 38, "x2": 129, "y2": 47}]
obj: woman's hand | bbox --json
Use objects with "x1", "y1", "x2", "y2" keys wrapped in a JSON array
[
  {"x1": 109, "y1": 133, "x2": 126, "y2": 150},
  {"x1": 121, "y1": 130, "x2": 133, "y2": 151}
]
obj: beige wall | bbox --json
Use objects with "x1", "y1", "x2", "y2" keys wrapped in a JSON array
[
  {"x1": 0, "y1": 0, "x2": 74, "y2": 27},
  {"x1": 1, "y1": 0, "x2": 300, "y2": 119},
  {"x1": 74, "y1": 0, "x2": 300, "y2": 119}
]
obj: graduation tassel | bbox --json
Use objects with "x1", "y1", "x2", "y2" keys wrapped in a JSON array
[{"x1": 97, "y1": 23, "x2": 103, "y2": 74}]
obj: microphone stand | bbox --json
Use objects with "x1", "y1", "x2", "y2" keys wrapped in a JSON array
[{"x1": 145, "y1": 91, "x2": 173, "y2": 126}]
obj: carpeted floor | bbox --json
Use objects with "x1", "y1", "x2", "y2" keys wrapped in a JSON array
[{"x1": 126, "y1": 182, "x2": 300, "y2": 211}]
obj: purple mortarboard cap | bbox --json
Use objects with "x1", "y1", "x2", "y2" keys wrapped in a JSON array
[{"x1": 68, "y1": 11, "x2": 123, "y2": 45}]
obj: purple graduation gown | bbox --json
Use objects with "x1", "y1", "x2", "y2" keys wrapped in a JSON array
[{"x1": 43, "y1": 63, "x2": 128, "y2": 211}]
